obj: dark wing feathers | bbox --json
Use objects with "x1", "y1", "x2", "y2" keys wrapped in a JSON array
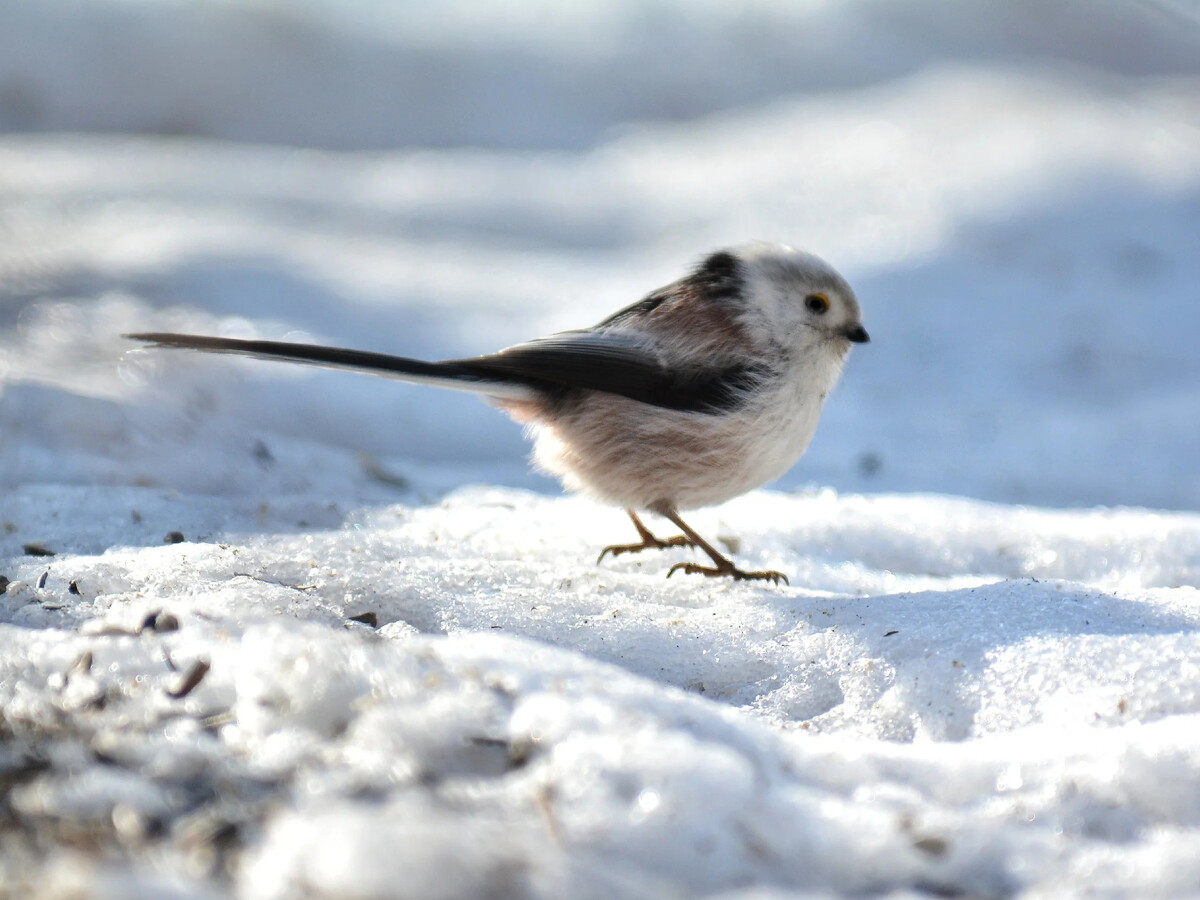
[
  {"x1": 126, "y1": 331, "x2": 759, "y2": 414},
  {"x1": 451, "y1": 332, "x2": 759, "y2": 413}
]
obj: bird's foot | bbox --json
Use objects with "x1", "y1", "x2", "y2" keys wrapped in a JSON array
[
  {"x1": 666, "y1": 561, "x2": 789, "y2": 585},
  {"x1": 597, "y1": 534, "x2": 697, "y2": 563}
]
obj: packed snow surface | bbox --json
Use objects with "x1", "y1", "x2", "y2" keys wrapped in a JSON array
[{"x1": 3, "y1": 1, "x2": 1200, "y2": 897}]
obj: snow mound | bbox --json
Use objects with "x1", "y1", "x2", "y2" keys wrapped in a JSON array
[{"x1": 3, "y1": 487, "x2": 1200, "y2": 897}]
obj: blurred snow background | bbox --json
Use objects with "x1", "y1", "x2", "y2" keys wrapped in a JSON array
[{"x1": 2, "y1": 0, "x2": 1200, "y2": 897}]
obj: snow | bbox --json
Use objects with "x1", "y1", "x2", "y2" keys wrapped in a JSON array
[{"x1": 3, "y1": 0, "x2": 1200, "y2": 897}]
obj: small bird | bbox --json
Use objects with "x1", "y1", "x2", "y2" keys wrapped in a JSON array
[{"x1": 128, "y1": 243, "x2": 868, "y2": 584}]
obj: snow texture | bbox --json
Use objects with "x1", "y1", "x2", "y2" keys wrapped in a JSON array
[{"x1": 2, "y1": 1, "x2": 1200, "y2": 897}]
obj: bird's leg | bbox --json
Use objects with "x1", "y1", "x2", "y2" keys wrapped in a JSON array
[
  {"x1": 658, "y1": 508, "x2": 788, "y2": 585},
  {"x1": 597, "y1": 510, "x2": 698, "y2": 562}
]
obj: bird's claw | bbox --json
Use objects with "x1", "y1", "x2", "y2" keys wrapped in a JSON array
[
  {"x1": 666, "y1": 561, "x2": 789, "y2": 585},
  {"x1": 597, "y1": 535, "x2": 697, "y2": 563}
]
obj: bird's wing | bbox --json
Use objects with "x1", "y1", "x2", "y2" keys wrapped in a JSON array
[
  {"x1": 126, "y1": 330, "x2": 762, "y2": 413},
  {"x1": 448, "y1": 331, "x2": 761, "y2": 414}
]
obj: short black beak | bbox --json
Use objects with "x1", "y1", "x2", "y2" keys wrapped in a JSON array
[{"x1": 844, "y1": 324, "x2": 870, "y2": 344}]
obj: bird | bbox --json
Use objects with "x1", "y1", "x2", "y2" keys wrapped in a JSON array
[{"x1": 127, "y1": 243, "x2": 868, "y2": 584}]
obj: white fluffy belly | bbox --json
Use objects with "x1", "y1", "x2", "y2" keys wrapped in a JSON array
[{"x1": 528, "y1": 384, "x2": 825, "y2": 512}]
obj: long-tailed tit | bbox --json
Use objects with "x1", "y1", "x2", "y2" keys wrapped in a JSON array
[{"x1": 128, "y1": 243, "x2": 868, "y2": 584}]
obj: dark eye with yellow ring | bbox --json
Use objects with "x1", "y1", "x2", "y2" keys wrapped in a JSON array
[{"x1": 805, "y1": 293, "x2": 830, "y2": 314}]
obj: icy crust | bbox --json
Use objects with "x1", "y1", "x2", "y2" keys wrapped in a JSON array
[{"x1": 2, "y1": 488, "x2": 1200, "y2": 897}]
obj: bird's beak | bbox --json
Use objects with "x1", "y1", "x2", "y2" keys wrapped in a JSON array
[{"x1": 844, "y1": 324, "x2": 870, "y2": 344}]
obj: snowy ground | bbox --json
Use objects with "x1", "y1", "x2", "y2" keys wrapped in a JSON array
[{"x1": 3, "y1": 1, "x2": 1200, "y2": 898}]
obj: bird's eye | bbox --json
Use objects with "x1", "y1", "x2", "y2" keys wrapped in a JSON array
[{"x1": 805, "y1": 293, "x2": 830, "y2": 314}]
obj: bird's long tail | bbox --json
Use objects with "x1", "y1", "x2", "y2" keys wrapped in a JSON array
[{"x1": 124, "y1": 333, "x2": 539, "y2": 401}]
